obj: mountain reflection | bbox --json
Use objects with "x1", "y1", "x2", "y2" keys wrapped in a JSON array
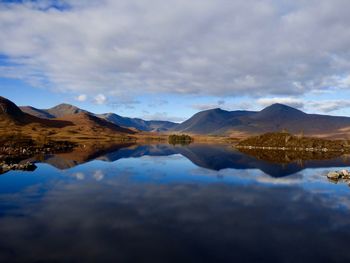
[
  {"x1": 28, "y1": 143, "x2": 350, "y2": 177},
  {"x1": 1, "y1": 144, "x2": 350, "y2": 262}
]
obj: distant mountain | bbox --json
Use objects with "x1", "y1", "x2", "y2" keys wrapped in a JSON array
[
  {"x1": 97, "y1": 113, "x2": 177, "y2": 132},
  {"x1": 172, "y1": 103, "x2": 350, "y2": 139},
  {"x1": 21, "y1": 104, "x2": 177, "y2": 132}
]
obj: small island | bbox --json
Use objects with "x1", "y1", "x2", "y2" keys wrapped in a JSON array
[
  {"x1": 234, "y1": 132, "x2": 350, "y2": 164},
  {"x1": 236, "y1": 132, "x2": 350, "y2": 152},
  {"x1": 168, "y1": 134, "x2": 193, "y2": 145}
]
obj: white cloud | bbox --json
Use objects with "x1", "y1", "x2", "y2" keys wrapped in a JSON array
[
  {"x1": 190, "y1": 100, "x2": 250, "y2": 111},
  {"x1": 94, "y1": 94, "x2": 107, "y2": 105},
  {"x1": 339, "y1": 75, "x2": 350, "y2": 88},
  {"x1": 76, "y1": 94, "x2": 87, "y2": 102},
  {"x1": 1, "y1": 0, "x2": 350, "y2": 99},
  {"x1": 93, "y1": 170, "x2": 104, "y2": 181},
  {"x1": 71, "y1": 172, "x2": 85, "y2": 180},
  {"x1": 307, "y1": 100, "x2": 350, "y2": 113},
  {"x1": 256, "y1": 173, "x2": 303, "y2": 185},
  {"x1": 190, "y1": 96, "x2": 350, "y2": 115},
  {"x1": 257, "y1": 97, "x2": 350, "y2": 114},
  {"x1": 108, "y1": 97, "x2": 140, "y2": 111}
]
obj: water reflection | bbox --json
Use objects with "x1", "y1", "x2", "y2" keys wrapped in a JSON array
[
  {"x1": 0, "y1": 176, "x2": 349, "y2": 262},
  {"x1": 29, "y1": 143, "x2": 350, "y2": 177},
  {"x1": 0, "y1": 143, "x2": 350, "y2": 262}
]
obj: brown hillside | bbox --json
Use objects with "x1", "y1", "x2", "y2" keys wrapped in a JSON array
[
  {"x1": 56, "y1": 112, "x2": 136, "y2": 134},
  {"x1": 0, "y1": 96, "x2": 137, "y2": 145},
  {"x1": 0, "y1": 96, "x2": 72, "y2": 128}
]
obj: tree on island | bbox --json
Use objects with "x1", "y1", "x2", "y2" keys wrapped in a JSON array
[{"x1": 168, "y1": 134, "x2": 193, "y2": 145}]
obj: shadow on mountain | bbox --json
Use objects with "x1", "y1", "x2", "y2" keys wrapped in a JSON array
[{"x1": 27, "y1": 143, "x2": 350, "y2": 178}]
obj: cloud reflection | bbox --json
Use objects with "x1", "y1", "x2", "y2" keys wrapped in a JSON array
[{"x1": 0, "y1": 176, "x2": 349, "y2": 262}]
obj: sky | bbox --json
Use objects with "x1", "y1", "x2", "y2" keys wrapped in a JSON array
[{"x1": 1, "y1": 0, "x2": 350, "y2": 122}]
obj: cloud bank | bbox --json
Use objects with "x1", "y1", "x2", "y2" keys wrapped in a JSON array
[{"x1": 1, "y1": 0, "x2": 350, "y2": 100}]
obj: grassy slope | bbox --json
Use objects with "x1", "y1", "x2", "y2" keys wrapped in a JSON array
[{"x1": 0, "y1": 113, "x2": 136, "y2": 145}]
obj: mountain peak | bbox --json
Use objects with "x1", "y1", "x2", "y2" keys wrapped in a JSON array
[
  {"x1": 47, "y1": 103, "x2": 88, "y2": 118},
  {"x1": 51, "y1": 103, "x2": 79, "y2": 110},
  {"x1": 257, "y1": 103, "x2": 305, "y2": 118},
  {"x1": 264, "y1": 103, "x2": 296, "y2": 110}
]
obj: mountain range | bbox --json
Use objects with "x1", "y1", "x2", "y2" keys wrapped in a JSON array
[
  {"x1": 172, "y1": 104, "x2": 350, "y2": 138},
  {"x1": 0, "y1": 96, "x2": 136, "y2": 144},
  {"x1": 2, "y1": 96, "x2": 350, "y2": 139},
  {"x1": 20, "y1": 104, "x2": 176, "y2": 132}
]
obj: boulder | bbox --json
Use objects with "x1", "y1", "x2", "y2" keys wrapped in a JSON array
[
  {"x1": 340, "y1": 169, "x2": 350, "y2": 179},
  {"x1": 327, "y1": 171, "x2": 341, "y2": 180}
]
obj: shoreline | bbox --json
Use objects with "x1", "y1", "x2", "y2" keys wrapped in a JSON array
[{"x1": 235, "y1": 145, "x2": 347, "y2": 152}]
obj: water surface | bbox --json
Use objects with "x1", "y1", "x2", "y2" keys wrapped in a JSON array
[{"x1": 0, "y1": 143, "x2": 349, "y2": 262}]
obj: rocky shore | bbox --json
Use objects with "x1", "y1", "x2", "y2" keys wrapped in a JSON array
[
  {"x1": 0, "y1": 161, "x2": 37, "y2": 174},
  {"x1": 0, "y1": 140, "x2": 76, "y2": 160},
  {"x1": 327, "y1": 170, "x2": 350, "y2": 186},
  {"x1": 0, "y1": 138, "x2": 77, "y2": 174},
  {"x1": 236, "y1": 145, "x2": 340, "y2": 152},
  {"x1": 327, "y1": 170, "x2": 350, "y2": 180}
]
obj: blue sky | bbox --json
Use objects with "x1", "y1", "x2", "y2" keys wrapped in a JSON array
[{"x1": 1, "y1": 0, "x2": 350, "y2": 122}]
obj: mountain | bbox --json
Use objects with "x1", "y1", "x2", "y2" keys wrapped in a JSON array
[
  {"x1": 20, "y1": 103, "x2": 89, "y2": 119},
  {"x1": 98, "y1": 113, "x2": 177, "y2": 132},
  {"x1": 172, "y1": 103, "x2": 350, "y2": 139},
  {"x1": 46, "y1": 103, "x2": 89, "y2": 117},
  {"x1": 20, "y1": 106, "x2": 55, "y2": 119},
  {"x1": 0, "y1": 96, "x2": 71, "y2": 128},
  {"x1": 56, "y1": 112, "x2": 134, "y2": 134},
  {"x1": 21, "y1": 104, "x2": 177, "y2": 132},
  {"x1": 1, "y1": 97, "x2": 135, "y2": 144},
  {"x1": 15, "y1": 98, "x2": 350, "y2": 139},
  {"x1": 172, "y1": 108, "x2": 256, "y2": 134},
  {"x1": 1, "y1": 96, "x2": 26, "y2": 120},
  {"x1": 251, "y1": 103, "x2": 306, "y2": 120}
]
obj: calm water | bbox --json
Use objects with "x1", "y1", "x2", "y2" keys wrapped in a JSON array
[{"x1": 1, "y1": 143, "x2": 350, "y2": 262}]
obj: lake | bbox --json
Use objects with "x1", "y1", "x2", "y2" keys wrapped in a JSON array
[{"x1": 0, "y1": 143, "x2": 350, "y2": 262}]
